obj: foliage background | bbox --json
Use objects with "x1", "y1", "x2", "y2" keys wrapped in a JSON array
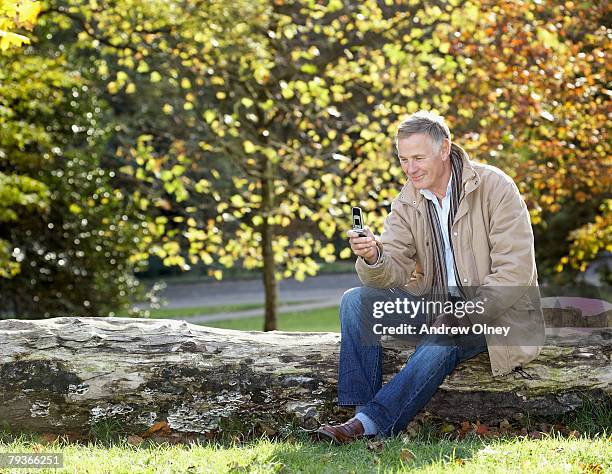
[{"x1": 0, "y1": 0, "x2": 609, "y2": 326}]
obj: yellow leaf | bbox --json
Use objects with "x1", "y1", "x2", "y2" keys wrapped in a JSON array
[
  {"x1": 230, "y1": 195, "x2": 245, "y2": 207},
  {"x1": 200, "y1": 252, "x2": 213, "y2": 265},
  {"x1": 17, "y1": 0, "x2": 41, "y2": 27},
  {"x1": 116, "y1": 71, "x2": 128, "y2": 83},
  {"x1": 0, "y1": 31, "x2": 30, "y2": 50},
  {"x1": 339, "y1": 247, "x2": 352, "y2": 259},
  {"x1": 243, "y1": 141, "x2": 256, "y2": 154}
]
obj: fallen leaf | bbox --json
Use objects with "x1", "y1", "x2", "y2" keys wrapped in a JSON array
[
  {"x1": 529, "y1": 431, "x2": 543, "y2": 439},
  {"x1": 441, "y1": 423, "x2": 455, "y2": 434},
  {"x1": 399, "y1": 448, "x2": 415, "y2": 463},
  {"x1": 141, "y1": 420, "x2": 170, "y2": 438},
  {"x1": 539, "y1": 423, "x2": 552, "y2": 433},
  {"x1": 40, "y1": 433, "x2": 59, "y2": 444},
  {"x1": 476, "y1": 424, "x2": 489, "y2": 436},
  {"x1": 455, "y1": 458, "x2": 465, "y2": 465},
  {"x1": 30, "y1": 443, "x2": 45, "y2": 452},
  {"x1": 579, "y1": 463, "x2": 603, "y2": 474},
  {"x1": 499, "y1": 419, "x2": 511, "y2": 431},
  {"x1": 460, "y1": 421, "x2": 471, "y2": 433},
  {"x1": 367, "y1": 439, "x2": 384, "y2": 453},
  {"x1": 568, "y1": 430, "x2": 580, "y2": 438},
  {"x1": 256, "y1": 420, "x2": 277, "y2": 436},
  {"x1": 402, "y1": 420, "x2": 420, "y2": 439},
  {"x1": 127, "y1": 435, "x2": 144, "y2": 446}
]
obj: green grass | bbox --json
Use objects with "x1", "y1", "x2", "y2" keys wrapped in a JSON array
[
  {"x1": 0, "y1": 430, "x2": 609, "y2": 473},
  {"x1": 203, "y1": 306, "x2": 341, "y2": 332},
  {"x1": 138, "y1": 303, "x2": 264, "y2": 319}
]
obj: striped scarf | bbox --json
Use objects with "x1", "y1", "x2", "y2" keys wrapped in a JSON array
[{"x1": 424, "y1": 143, "x2": 466, "y2": 323}]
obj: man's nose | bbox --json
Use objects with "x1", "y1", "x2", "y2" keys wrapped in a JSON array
[{"x1": 405, "y1": 159, "x2": 417, "y2": 174}]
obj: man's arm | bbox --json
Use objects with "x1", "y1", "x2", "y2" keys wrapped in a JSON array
[{"x1": 355, "y1": 200, "x2": 418, "y2": 288}]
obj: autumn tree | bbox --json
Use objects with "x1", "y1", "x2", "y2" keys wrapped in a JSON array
[
  {"x1": 38, "y1": 0, "x2": 610, "y2": 328},
  {"x1": 0, "y1": 4, "x2": 152, "y2": 317},
  {"x1": 0, "y1": 0, "x2": 44, "y2": 278},
  {"x1": 441, "y1": 0, "x2": 610, "y2": 283}
]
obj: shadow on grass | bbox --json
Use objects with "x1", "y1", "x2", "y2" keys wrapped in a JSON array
[
  {"x1": 0, "y1": 395, "x2": 609, "y2": 473},
  {"x1": 266, "y1": 432, "x2": 485, "y2": 473}
]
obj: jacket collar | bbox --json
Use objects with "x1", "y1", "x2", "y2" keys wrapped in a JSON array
[{"x1": 397, "y1": 152, "x2": 480, "y2": 210}]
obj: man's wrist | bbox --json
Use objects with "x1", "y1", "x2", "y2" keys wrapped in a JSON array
[{"x1": 363, "y1": 247, "x2": 380, "y2": 266}]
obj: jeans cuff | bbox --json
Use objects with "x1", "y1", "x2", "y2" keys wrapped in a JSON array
[{"x1": 357, "y1": 406, "x2": 386, "y2": 438}]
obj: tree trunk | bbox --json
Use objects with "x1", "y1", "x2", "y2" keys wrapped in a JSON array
[
  {"x1": 261, "y1": 219, "x2": 278, "y2": 332},
  {"x1": 261, "y1": 157, "x2": 277, "y2": 331},
  {"x1": 0, "y1": 311, "x2": 610, "y2": 436}
]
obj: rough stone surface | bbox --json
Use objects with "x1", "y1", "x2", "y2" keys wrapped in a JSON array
[{"x1": 0, "y1": 315, "x2": 610, "y2": 435}]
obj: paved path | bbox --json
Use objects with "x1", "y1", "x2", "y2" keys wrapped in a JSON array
[
  {"x1": 138, "y1": 272, "x2": 361, "y2": 322},
  {"x1": 148, "y1": 273, "x2": 361, "y2": 309},
  {"x1": 183, "y1": 298, "x2": 340, "y2": 323}
]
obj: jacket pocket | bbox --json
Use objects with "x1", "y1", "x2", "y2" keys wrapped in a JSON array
[{"x1": 512, "y1": 295, "x2": 535, "y2": 311}]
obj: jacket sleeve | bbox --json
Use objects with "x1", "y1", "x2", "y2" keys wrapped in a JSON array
[
  {"x1": 355, "y1": 199, "x2": 418, "y2": 288},
  {"x1": 470, "y1": 177, "x2": 538, "y2": 324}
]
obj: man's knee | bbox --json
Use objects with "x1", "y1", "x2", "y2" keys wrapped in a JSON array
[
  {"x1": 341, "y1": 287, "x2": 362, "y2": 306},
  {"x1": 340, "y1": 287, "x2": 361, "y2": 324},
  {"x1": 414, "y1": 340, "x2": 461, "y2": 370}
]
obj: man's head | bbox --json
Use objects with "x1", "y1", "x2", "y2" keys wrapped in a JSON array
[{"x1": 395, "y1": 111, "x2": 452, "y2": 193}]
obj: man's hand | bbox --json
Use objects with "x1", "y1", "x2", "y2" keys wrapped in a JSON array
[{"x1": 347, "y1": 228, "x2": 379, "y2": 265}]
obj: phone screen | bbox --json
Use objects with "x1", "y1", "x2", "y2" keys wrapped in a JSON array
[{"x1": 352, "y1": 207, "x2": 364, "y2": 232}]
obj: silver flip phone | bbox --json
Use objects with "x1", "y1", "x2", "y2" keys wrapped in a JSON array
[{"x1": 352, "y1": 207, "x2": 366, "y2": 237}]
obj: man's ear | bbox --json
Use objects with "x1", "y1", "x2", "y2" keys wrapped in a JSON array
[{"x1": 441, "y1": 138, "x2": 451, "y2": 160}]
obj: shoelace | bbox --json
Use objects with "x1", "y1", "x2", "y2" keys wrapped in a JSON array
[{"x1": 513, "y1": 366, "x2": 534, "y2": 379}]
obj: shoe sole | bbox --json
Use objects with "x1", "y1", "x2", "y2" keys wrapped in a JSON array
[{"x1": 314, "y1": 428, "x2": 343, "y2": 444}]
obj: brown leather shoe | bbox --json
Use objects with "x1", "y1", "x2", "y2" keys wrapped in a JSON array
[{"x1": 315, "y1": 418, "x2": 366, "y2": 444}]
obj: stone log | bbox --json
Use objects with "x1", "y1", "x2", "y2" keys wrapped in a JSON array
[{"x1": 0, "y1": 314, "x2": 610, "y2": 436}]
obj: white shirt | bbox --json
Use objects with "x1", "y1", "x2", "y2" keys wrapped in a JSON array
[{"x1": 420, "y1": 175, "x2": 459, "y2": 295}]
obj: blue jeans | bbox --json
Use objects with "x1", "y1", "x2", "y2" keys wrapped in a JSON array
[{"x1": 338, "y1": 286, "x2": 488, "y2": 437}]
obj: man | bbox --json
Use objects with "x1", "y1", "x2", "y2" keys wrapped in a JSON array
[{"x1": 316, "y1": 111, "x2": 545, "y2": 444}]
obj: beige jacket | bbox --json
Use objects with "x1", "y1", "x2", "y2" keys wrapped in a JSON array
[{"x1": 356, "y1": 154, "x2": 545, "y2": 376}]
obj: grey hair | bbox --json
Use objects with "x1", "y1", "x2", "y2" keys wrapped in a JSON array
[{"x1": 395, "y1": 110, "x2": 451, "y2": 154}]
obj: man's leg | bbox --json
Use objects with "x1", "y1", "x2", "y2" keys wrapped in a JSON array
[
  {"x1": 338, "y1": 285, "x2": 425, "y2": 405},
  {"x1": 358, "y1": 334, "x2": 487, "y2": 437},
  {"x1": 319, "y1": 285, "x2": 416, "y2": 443},
  {"x1": 337, "y1": 286, "x2": 385, "y2": 406}
]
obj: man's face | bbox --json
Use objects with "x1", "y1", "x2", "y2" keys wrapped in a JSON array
[{"x1": 397, "y1": 134, "x2": 449, "y2": 191}]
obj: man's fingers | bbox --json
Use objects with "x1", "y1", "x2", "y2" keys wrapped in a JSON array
[
  {"x1": 346, "y1": 227, "x2": 374, "y2": 239},
  {"x1": 347, "y1": 227, "x2": 377, "y2": 260}
]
